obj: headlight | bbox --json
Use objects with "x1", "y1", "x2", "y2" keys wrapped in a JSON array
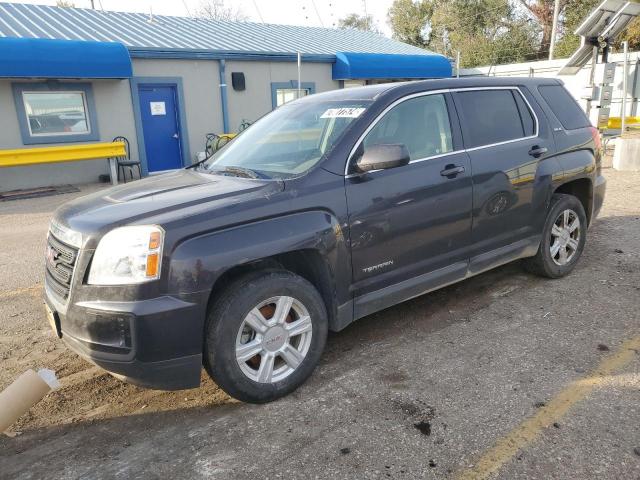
[{"x1": 88, "y1": 225, "x2": 164, "y2": 285}]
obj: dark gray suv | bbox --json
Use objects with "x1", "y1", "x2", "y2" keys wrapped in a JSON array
[{"x1": 44, "y1": 77, "x2": 606, "y2": 403}]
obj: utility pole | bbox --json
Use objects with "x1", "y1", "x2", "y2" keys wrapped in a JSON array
[
  {"x1": 622, "y1": 41, "x2": 629, "y2": 134},
  {"x1": 549, "y1": 0, "x2": 561, "y2": 60},
  {"x1": 90, "y1": 0, "x2": 95, "y2": 8},
  {"x1": 297, "y1": 52, "x2": 302, "y2": 100}
]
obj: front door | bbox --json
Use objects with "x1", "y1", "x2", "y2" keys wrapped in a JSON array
[
  {"x1": 138, "y1": 85, "x2": 183, "y2": 172},
  {"x1": 345, "y1": 92, "x2": 473, "y2": 303}
]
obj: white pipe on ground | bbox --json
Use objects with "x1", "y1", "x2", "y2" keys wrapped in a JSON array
[{"x1": 0, "y1": 369, "x2": 59, "y2": 434}]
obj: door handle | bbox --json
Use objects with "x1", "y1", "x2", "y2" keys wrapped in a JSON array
[
  {"x1": 172, "y1": 133, "x2": 179, "y2": 139},
  {"x1": 440, "y1": 164, "x2": 465, "y2": 178},
  {"x1": 528, "y1": 145, "x2": 548, "y2": 157}
]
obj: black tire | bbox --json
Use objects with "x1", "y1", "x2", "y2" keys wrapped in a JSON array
[
  {"x1": 523, "y1": 193, "x2": 587, "y2": 278},
  {"x1": 204, "y1": 270, "x2": 328, "y2": 403}
]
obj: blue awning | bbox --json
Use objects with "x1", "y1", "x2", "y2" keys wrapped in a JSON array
[
  {"x1": 0, "y1": 38, "x2": 132, "y2": 79},
  {"x1": 333, "y1": 52, "x2": 452, "y2": 80}
]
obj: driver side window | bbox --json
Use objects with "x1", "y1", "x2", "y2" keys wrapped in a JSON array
[{"x1": 363, "y1": 94, "x2": 453, "y2": 161}]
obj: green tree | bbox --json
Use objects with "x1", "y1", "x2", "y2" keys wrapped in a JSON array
[
  {"x1": 387, "y1": 0, "x2": 436, "y2": 49},
  {"x1": 553, "y1": 0, "x2": 598, "y2": 58},
  {"x1": 517, "y1": 0, "x2": 568, "y2": 56},
  {"x1": 431, "y1": 0, "x2": 538, "y2": 65},
  {"x1": 388, "y1": 0, "x2": 538, "y2": 67},
  {"x1": 338, "y1": 13, "x2": 379, "y2": 33},
  {"x1": 553, "y1": 0, "x2": 640, "y2": 59},
  {"x1": 620, "y1": 19, "x2": 640, "y2": 50}
]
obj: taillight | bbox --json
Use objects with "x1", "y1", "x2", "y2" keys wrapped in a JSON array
[{"x1": 589, "y1": 126, "x2": 602, "y2": 151}]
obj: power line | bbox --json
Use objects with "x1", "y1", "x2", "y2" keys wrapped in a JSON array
[
  {"x1": 310, "y1": 0, "x2": 324, "y2": 27},
  {"x1": 180, "y1": 0, "x2": 192, "y2": 18},
  {"x1": 251, "y1": 0, "x2": 265, "y2": 23}
]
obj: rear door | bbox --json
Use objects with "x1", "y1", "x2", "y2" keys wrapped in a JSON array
[
  {"x1": 452, "y1": 87, "x2": 554, "y2": 268},
  {"x1": 345, "y1": 92, "x2": 473, "y2": 302}
]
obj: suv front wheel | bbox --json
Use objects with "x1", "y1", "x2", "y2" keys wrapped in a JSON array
[
  {"x1": 204, "y1": 270, "x2": 328, "y2": 403},
  {"x1": 523, "y1": 193, "x2": 587, "y2": 278}
]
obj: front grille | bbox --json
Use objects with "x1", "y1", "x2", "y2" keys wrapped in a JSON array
[{"x1": 45, "y1": 233, "x2": 79, "y2": 303}]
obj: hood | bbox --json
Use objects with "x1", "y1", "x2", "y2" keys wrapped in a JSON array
[{"x1": 55, "y1": 169, "x2": 283, "y2": 235}]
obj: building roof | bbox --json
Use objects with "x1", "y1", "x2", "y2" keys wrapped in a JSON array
[{"x1": 0, "y1": 2, "x2": 432, "y2": 59}]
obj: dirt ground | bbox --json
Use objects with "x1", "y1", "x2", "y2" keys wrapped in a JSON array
[
  {"x1": 0, "y1": 170, "x2": 638, "y2": 479},
  {"x1": 0, "y1": 184, "x2": 234, "y2": 431}
]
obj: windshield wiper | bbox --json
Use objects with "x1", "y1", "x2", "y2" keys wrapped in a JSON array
[
  {"x1": 207, "y1": 165, "x2": 263, "y2": 179},
  {"x1": 185, "y1": 155, "x2": 211, "y2": 170}
]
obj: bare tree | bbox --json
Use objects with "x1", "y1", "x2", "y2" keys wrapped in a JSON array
[
  {"x1": 338, "y1": 13, "x2": 379, "y2": 33},
  {"x1": 196, "y1": 0, "x2": 248, "y2": 22},
  {"x1": 56, "y1": 0, "x2": 75, "y2": 7}
]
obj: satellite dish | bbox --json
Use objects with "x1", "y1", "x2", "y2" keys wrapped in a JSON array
[{"x1": 559, "y1": 0, "x2": 640, "y2": 75}]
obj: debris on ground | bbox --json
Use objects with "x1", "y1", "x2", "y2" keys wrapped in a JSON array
[{"x1": 414, "y1": 421, "x2": 432, "y2": 436}]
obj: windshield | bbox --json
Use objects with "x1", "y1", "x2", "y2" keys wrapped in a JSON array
[{"x1": 204, "y1": 100, "x2": 372, "y2": 179}]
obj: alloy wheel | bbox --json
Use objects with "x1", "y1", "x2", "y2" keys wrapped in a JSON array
[
  {"x1": 549, "y1": 208, "x2": 581, "y2": 266},
  {"x1": 235, "y1": 296, "x2": 313, "y2": 383}
]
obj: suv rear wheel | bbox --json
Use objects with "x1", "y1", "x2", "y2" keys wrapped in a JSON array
[
  {"x1": 523, "y1": 193, "x2": 587, "y2": 278},
  {"x1": 204, "y1": 270, "x2": 328, "y2": 403}
]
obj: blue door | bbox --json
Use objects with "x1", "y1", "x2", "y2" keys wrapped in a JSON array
[{"x1": 138, "y1": 85, "x2": 183, "y2": 172}]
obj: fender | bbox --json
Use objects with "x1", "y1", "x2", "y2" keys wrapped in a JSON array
[
  {"x1": 550, "y1": 146, "x2": 597, "y2": 222},
  {"x1": 167, "y1": 210, "x2": 353, "y2": 327}
]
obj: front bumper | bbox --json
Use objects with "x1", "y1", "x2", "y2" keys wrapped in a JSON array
[{"x1": 45, "y1": 293, "x2": 205, "y2": 390}]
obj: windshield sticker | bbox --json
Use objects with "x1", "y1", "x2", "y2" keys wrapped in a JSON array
[{"x1": 320, "y1": 107, "x2": 366, "y2": 119}]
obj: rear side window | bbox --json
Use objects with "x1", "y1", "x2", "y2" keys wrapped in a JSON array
[
  {"x1": 455, "y1": 89, "x2": 535, "y2": 148},
  {"x1": 513, "y1": 91, "x2": 535, "y2": 137},
  {"x1": 538, "y1": 85, "x2": 590, "y2": 130}
]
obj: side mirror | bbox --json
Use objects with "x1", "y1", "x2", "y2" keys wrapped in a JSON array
[{"x1": 355, "y1": 144, "x2": 410, "y2": 173}]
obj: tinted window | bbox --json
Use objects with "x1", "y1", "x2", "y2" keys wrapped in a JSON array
[
  {"x1": 513, "y1": 90, "x2": 535, "y2": 137},
  {"x1": 456, "y1": 90, "x2": 531, "y2": 148},
  {"x1": 362, "y1": 94, "x2": 453, "y2": 161},
  {"x1": 538, "y1": 85, "x2": 590, "y2": 130}
]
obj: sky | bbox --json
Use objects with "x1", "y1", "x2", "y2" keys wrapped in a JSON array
[{"x1": 10, "y1": 0, "x2": 396, "y2": 35}]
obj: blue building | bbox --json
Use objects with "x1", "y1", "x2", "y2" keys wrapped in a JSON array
[{"x1": 0, "y1": 2, "x2": 451, "y2": 190}]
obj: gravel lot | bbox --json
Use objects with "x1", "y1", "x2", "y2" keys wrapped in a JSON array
[{"x1": 0, "y1": 169, "x2": 639, "y2": 479}]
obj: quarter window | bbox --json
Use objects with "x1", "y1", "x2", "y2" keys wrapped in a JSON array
[
  {"x1": 455, "y1": 89, "x2": 535, "y2": 149},
  {"x1": 538, "y1": 85, "x2": 590, "y2": 130},
  {"x1": 362, "y1": 94, "x2": 453, "y2": 161}
]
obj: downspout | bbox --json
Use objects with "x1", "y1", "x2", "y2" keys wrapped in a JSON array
[{"x1": 218, "y1": 59, "x2": 230, "y2": 133}]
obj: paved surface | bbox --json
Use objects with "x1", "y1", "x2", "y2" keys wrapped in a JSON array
[{"x1": 1, "y1": 171, "x2": 639, "y2": 479}]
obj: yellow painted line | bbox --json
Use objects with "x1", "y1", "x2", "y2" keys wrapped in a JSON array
[
  {"x1": 456, "y1": 335, "x2": 640, "y2": 480},
  {"x1": 0, "y1": 142, "x2": 126, "y2": 168},
  {"x1": 0, "y1": 285, "x2": 42, "y2": 299}
]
